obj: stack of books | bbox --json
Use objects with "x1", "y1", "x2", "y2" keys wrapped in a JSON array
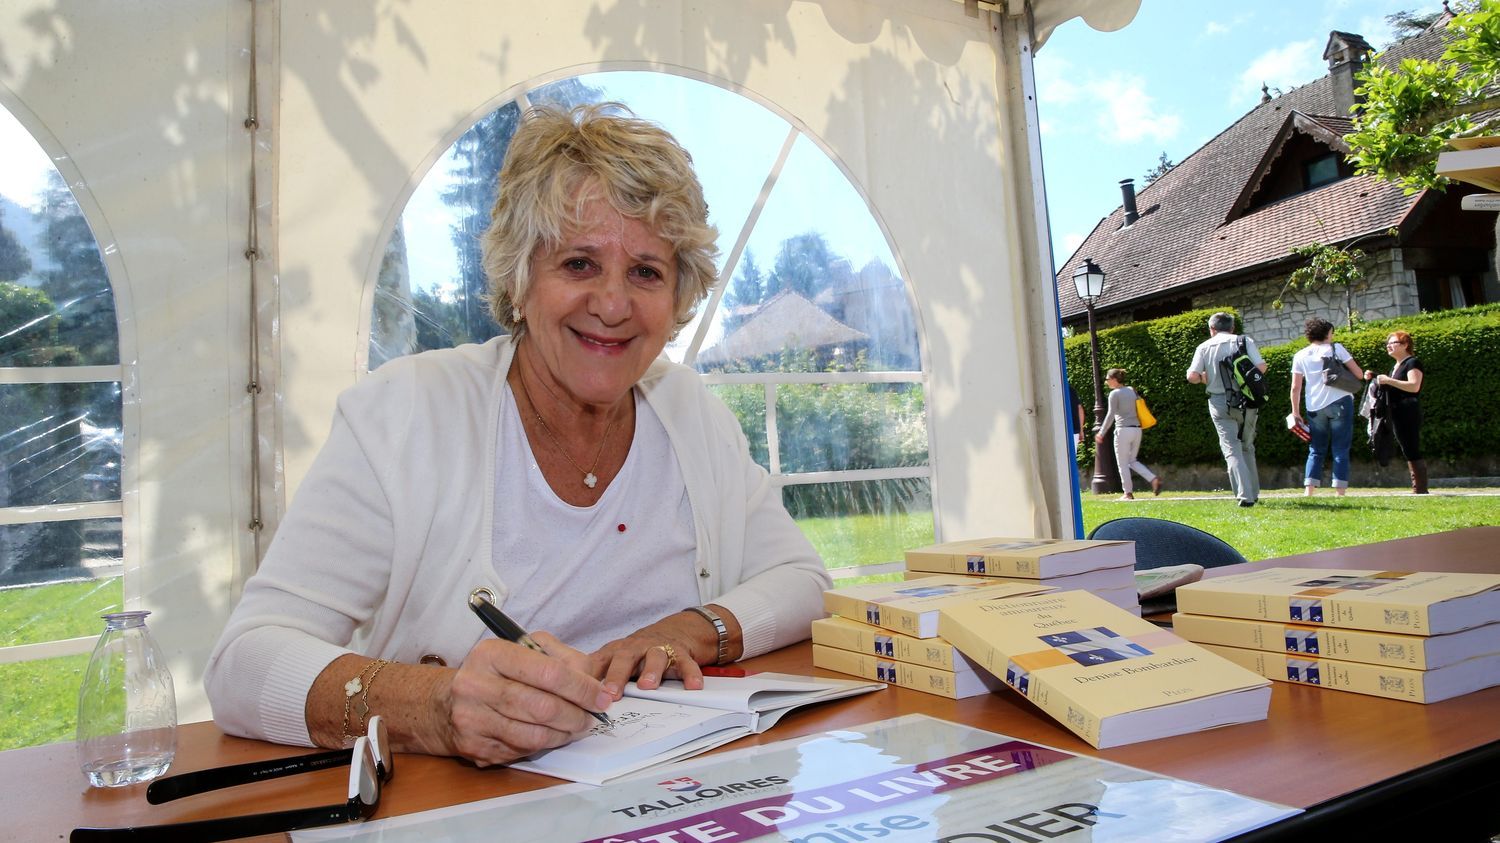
[
  {"x1": 816, "y1": 575, "x2": 1051, "y2": 698},
  {"x1": 816, "y1": 569, "x2": 1272, "y2": 748},
  {"x1": 903, "y1": 537, "x2": 1141, "y2": 614},
  {"x1": 811, "y1": 616, "x2": 1005, "y2": 699},
  {"x1": 1174, "y1": 568, "x2": 1500, "y2": 704}
]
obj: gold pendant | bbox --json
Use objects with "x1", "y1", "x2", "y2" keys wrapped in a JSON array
[{"x1": 584, "y1": 472, "x2": 598, "y2": 489}]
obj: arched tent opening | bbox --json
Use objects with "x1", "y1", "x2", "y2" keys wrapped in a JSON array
[{"x1": 0, "y1": 0, "x2": 1140, "y2": 741}]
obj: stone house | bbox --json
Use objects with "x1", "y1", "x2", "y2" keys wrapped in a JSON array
[{"x1": 1055, "y1": 22, "x2": 1499, "y2": 347}]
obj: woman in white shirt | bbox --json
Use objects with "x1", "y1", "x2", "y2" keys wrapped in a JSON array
[
  {"x1": 205, "y1": 104, "x2": 831, "y2": 766},
  {"x1": 1289, "y1": 317, "x2": 1363, "y2": 497}
]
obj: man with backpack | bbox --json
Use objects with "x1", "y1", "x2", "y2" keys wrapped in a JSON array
[{"x1": 1186, "y1": 312, "x2": 1268, "y2": 507}]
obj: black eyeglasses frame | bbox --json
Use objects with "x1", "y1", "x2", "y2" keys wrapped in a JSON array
[{"x1": 70, "y1": 716, "x2": 391, "y2": 843}]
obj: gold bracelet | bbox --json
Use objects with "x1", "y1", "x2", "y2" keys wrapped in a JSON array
[
  {"x1": 358, "y1": 659, "x2": 390, "y2": 732},
  {"x1": 340, "y1": 658, "x2": 389, "y2": 746}
]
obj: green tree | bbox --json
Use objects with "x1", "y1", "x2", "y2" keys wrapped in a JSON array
[
  {"x1": 1274, "y1": 228, "x2": 1396, "y2": 325},
  {"x1": 435, "y1": 79, "x2": 603, "y2": 345},
  {"x1": 721, "y1": 248, "x2": 766, "y2": 330},
  {"x1": 34, "y1": 171, "x2": 116, "y2": 365},
  {"x1": 1385, "y1": 8, "x2": 1447, "y2": 42},
  {"x1": 1346, "y1": 1, "x2": 1500, "y2": 193},
  {"x1": 0, "y1": 207, "x2": 31, "y2": 283},
  {"x1": 1142, "y1": 152, "x2": 1174, "y2": 185},
  {"x1": 767, "y1": 231, "x2": 852, "y2": 303}
]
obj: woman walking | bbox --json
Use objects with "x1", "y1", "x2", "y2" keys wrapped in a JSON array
[
  {"x1": 1368, "y1": 330, "x2": 1427, "y2": 494},
  {"x1": 1289, "y1": 318, "x2": 1362, "y2": 496},
  {"x1": 1095, "y1": 368, "x2": 1163, "y2": 500}
]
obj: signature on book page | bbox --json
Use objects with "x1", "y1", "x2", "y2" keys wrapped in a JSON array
[{"x1": 586, "y1": 707, "x2": 696, "y2": 741}]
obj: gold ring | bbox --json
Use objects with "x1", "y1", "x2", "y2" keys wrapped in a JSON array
[{"x1": 654, "y1": 643, "x2": 677, "y2": 668}]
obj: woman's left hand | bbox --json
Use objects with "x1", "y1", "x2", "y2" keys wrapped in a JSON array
[
  {"x1": 1094, "y1": 433, "x2": 1105, "y2": 444},
  {"x1": 589, "y1": 612, "x2": 713, "y2": 699}
]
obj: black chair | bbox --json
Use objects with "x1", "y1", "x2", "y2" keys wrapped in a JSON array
[{"x1": 1086, "y1": 517, "x2": 1247, "y2": 571}]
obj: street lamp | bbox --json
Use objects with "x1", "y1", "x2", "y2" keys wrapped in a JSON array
[{"x1": 1071, "y1": 258, "x2": 1121, "y2": 495}]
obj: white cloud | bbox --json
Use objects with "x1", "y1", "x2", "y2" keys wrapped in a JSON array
[
  {"x1": 1203, "y1": 21, "x2": 1229, "y2": 36},
  {"x1": 1036, "y1": 56, "x2": 1083, "y2": 106},
  {"x1": 1095, "y1": 75, "x2": 1182, "y2": 144},
  {"x1": 1237, "y1": 39, "x2": 1324, "y2": 104},
  {"x1": 1357, "y1": 13, "x2": 1400, "y2": 50},
  {"x1": 1061, "y1": 231, "x2": 1086, "y2": 258}
]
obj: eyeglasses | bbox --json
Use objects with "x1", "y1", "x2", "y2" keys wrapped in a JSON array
[{"x1": 70, "y1": 715, "x2": 393, "y2": 843}]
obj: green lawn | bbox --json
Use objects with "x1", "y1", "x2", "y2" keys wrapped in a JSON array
[
  {"x1": 1, "y1": 490, "x2": 1494, "y2": 752},
  {"x1": 1076, "y1": 489, "x2": 1500, "y2": 561}
]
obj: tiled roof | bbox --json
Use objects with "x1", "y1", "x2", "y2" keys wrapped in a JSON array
[
  {"x1": 1054, "y1": 27, "x2": 1450, "y2": 321},
  {"x1": 697, "y1": 290, "x2": 867, "y2": 366}
]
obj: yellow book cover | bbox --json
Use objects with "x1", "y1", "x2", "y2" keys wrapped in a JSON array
[
  {"x1": 812, "y1": 644, "x2": 1004, "y2": 699},
  {"x1": 937, "y1": 590, "x2": 1270, "y2": 748},
  {"x1": 904, "y1": 537, "x2": 1134, "y2": 579},
  {"x1": 1172, "y1": 613, "x2": 1500, "y2": 671},
  {"x1": 1199, "y1": 643, "x2": 1500, "y2": 704},
  {"x1": 1175, "y1": 568, "x2": 1500, "y2": 635},
  {"x1": 811, "y1": 616, "x2": 977, "y2": 672},
  {"x1": 902, "y1": 565, "x2": 1137, "y2": 594},
  {"x1": 822, "y1": 575, "x2": 1053, "y2": 639}
]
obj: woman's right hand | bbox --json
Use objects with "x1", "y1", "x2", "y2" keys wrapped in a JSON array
[{"x1": 433, "y1": 633, "x2": 614, "y2": 766}]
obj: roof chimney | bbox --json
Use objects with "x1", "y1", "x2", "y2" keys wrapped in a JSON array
[
  {"x1": 1324, "y1": 31, "x2": 1373, "y2": 116},
  {"x1": 1119, "y1": 178, "x2": 1139, "y2": 226}
]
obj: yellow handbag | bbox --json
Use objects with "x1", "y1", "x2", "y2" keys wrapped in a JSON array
[{"x1": 1136, "y1": 395, "x2": 1157, "y2": 430}]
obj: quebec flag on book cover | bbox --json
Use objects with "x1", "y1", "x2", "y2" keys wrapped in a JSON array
[{"x1": 1042, "y1": 627, "x2": 1152, "y2": 667}]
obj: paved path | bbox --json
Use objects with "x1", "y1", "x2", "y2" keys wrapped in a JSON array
[{"x1": 1106, "y1": 487, "x2": 1500, "y2": 502}]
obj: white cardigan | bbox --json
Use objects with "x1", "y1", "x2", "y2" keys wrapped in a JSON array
[{"x1": 204, "y1": 338, "x2": 830, "y2": 746}]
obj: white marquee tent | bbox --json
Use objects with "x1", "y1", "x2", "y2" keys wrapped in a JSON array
[{"x1": 0, "y1": 0, "x2": 1138, "y2": 725}]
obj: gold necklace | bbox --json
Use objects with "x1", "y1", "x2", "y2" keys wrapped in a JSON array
[{"x1": 514, "y1": 368, "x2": 622, "y2": 489}]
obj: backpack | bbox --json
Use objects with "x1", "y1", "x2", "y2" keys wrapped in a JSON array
[{"x1": 1219, "y1": 335, "x2": 1268, "y2": 410}]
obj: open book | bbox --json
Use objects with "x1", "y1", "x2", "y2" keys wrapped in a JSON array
[{"x1": 510, "y1": 672, "x2": 883, "y2": 785}]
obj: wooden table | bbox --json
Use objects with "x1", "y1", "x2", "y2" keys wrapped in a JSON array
[{"x1": 12, "y1": 528, "x2": 1500, "y2": 841}]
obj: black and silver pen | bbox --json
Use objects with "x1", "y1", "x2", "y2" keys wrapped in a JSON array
[{"x1": 467, "y1": 588, "x2": 612, "y2": 726}]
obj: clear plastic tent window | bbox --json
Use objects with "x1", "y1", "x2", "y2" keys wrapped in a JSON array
[{"x1": 0, "y1": 102, "x2": 125, "y2": 746}]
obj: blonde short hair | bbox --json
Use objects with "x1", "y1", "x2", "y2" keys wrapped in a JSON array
[{"x1": 481, "y1": 103, "x2": 720, "y2": 337}]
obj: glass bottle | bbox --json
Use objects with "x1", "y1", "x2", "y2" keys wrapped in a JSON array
[{"x1": 76, "y1": 610, "x2": 177, "y2": 787}]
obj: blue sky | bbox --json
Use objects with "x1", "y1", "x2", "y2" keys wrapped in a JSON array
[{"x1": 1034, "y1": 0, "x2": 1427, "y2": 270}]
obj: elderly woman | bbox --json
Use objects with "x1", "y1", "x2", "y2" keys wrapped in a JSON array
[{"x1": 205, "y1": 104, "x2": 831, "y2": 766}]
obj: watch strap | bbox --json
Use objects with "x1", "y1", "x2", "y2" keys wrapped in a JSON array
[{"x1": 685, "y1": 606, "x2": 730, "y2": 665}]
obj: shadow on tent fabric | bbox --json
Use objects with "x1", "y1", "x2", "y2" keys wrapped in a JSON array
[{"x1": 1086, "y1": 517, "x2": 1248, "y2": 571}]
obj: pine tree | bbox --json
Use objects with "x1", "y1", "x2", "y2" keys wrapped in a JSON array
[{"x1": 0, "y1": 207, "x2": 32, "y2": 283}]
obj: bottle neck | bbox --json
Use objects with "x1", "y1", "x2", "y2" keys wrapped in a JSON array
[{"x1": 102, "y1": 610, "x2": 151, "y2": 631}]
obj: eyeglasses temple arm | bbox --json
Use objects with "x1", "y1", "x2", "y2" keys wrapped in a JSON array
[
  {"x1": 145, "y1": 747, "x2": 353, "y2": 804},
  {"x1": 71, "y1": 801, "x2": 359, "y2": 843}
]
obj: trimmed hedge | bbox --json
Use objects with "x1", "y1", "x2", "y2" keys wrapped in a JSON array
[{"x1": 1064, "y1": 304, "x2": 1500, "y2": 468}]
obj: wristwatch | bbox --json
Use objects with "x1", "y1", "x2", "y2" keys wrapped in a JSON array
[{"x1": 685, "y1": 606, "x2": 730, "y2": 665}]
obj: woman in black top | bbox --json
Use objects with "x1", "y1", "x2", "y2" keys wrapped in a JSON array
[{"x1": 1368, "y1": 330, "x2": 1426, "y2": 493}]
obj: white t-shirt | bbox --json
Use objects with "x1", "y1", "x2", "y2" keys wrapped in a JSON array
[
  {"x1": 1291, "y1": 342, "x2": 1353, "y2": 413},
  {"x1": 493, "y1": 386, "x2": 700, "y2": 652}
]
